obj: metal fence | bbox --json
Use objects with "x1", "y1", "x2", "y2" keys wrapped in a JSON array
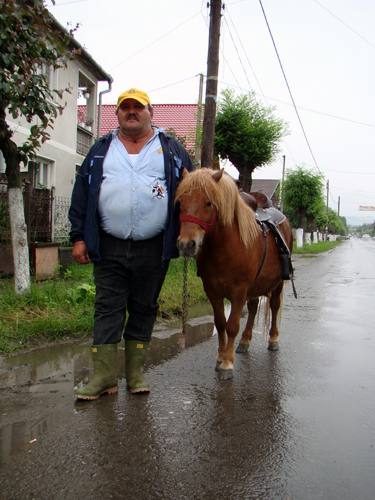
[
  {"x1": 25, "y1": 184, "x2": 53, "y2": 243},
  {"x1": 53, "y1": 195, "x2": 72, "y2": 246},
  {"x1": 0, "y1": 182, "x2": 72, "y2": 246}
]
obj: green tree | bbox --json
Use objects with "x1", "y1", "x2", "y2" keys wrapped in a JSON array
[
  {"x1": 0, "y1": 0, "x2": 74, "y2": 293},
  {"x1": 214, "y1": 88, "x2": 288, "y2": 192},
  {"x1": 327, "y1": 208, "x2": 346, "y2": 235},
  {"x1": 339, "y1": 215, "x2": 348, "y2": 235},
  {"x1": 282, "y1": 166, "x2": 325, "y2": 229}
]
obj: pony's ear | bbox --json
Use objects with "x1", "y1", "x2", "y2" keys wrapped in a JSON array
[
  {"x1": 181, "y1": 167, "x2": 189, "y2": 178},
  {"x1": 212, "y1": 168, "x2": 224, "y2": 183}
]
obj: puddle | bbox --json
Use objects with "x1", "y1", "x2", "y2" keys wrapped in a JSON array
[
  {"x1": 0, "y1": 303, "x2": 215, "y2": 392},
  {"x1": 0, "y1": 304, "x2": 215, "y2": 463}
]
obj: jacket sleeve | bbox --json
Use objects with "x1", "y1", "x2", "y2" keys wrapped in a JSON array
[
  {"x1": 168, "y1": 136, "x2": 195, "y2": 175},
  {"x1": 68, "y1": 153, "x2": 91, "y2": 243}
]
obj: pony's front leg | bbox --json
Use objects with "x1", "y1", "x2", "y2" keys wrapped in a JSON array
[
  {"x1": 268, "y1": 281, "x2": 284, "y2": 351},
  {"x1": 236, "y1": 297, "x2": 259, "y2": 353},
  {"x1": 216, "y1": 300, "x2": 244, "y2": 380},
  {"x1": 211, "y1": 299, "x2": 227, "y2": 371}
]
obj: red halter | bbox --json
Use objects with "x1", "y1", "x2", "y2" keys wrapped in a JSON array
[{"x1": 179, "y1": 206, "x2": 217, "y2": 234}]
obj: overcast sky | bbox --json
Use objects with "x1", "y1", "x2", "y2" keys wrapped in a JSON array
[{"x1": 47, "y1": 0, "x2": 375, "y2": 226}]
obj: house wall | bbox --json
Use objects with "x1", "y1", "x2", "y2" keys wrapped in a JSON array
[{"x1": 5, "y1": 59, "x2": 102, "y2": 199}]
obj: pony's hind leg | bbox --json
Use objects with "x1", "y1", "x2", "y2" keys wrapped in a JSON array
[
  {"x1": 236, "y1": 297, "x2": 259, "y2": 353},
  {"x1": 268, "y1": 281, "x2": 283, "y2": 351}
]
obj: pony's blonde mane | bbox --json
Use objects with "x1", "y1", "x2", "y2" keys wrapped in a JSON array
[{"x1": 176, "y1": 169, "x2": 261, "y2": 248}]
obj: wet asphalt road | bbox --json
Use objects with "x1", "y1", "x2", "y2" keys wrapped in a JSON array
[{"x1": 1, "y1": 237, "x2": 375, "y2": 500}]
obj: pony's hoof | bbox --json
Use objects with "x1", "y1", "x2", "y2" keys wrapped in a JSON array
[
  {"x1": 268, "y1": 342, "x2": 279, "y2": 351},
  {"x1": 217, "y1": 369, "x2": 234, "y2": 380},
  {"x1": 215, "y1": 361, "x2": 222, "y2": 372},
  {"x1": 236, "y1": 343, "x2": 249, "y2": 354}
]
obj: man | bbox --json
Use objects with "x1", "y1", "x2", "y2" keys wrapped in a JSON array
[{"x1": 69, "y1": 88, "x2": 194, "y2": 400}]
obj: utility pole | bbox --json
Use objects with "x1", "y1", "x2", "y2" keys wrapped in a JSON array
[
  {"x1": 195, "y1": 73, "x2": 204, "y2": 166},
  {"x1": 201, "y1": 0, "x2": 222, "y2": 170},
  {"x1": 338, "y1": 196, "x2": 340, "y2": 217}
]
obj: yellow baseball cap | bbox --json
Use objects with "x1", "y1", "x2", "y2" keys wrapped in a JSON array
[{"x1": 117, "y1": 88, "x2": 152, "y2": 108}]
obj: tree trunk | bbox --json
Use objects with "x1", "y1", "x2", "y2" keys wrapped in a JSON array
[
  {"x1": 0, "y1": 115, "x2": 31, "y2": 294},
  {"x1": 228, "y1": 155, "x2": 255, "y2": 193},
  {"x1": 238, "y1": 169, "x2": 253, "y2": 194},
  {"x1": 298, "y1": 208, "x2": 307, "y2": 229},
  {"x1": 8, "y1": 188, "x2": 31, "y2": 294}
]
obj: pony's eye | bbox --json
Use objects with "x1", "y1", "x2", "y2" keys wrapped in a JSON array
[{"x1": 206, "y1": 201, "x2": 212, "y2": 207}]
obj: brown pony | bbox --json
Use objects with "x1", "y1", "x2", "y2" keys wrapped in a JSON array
[{"x1": 175, "y1": 168, "x2": 293, "y2": 380}]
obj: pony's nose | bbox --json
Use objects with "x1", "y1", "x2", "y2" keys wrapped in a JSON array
[{"x1": 177, "y1": 237, "x2": 197, "y2": 257}]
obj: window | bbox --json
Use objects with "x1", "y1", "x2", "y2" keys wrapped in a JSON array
[
  {"x1": 29, "y1": 160, "x2": 53, "y2": 189},
  {"x1": 36, "y1": 63, "x2": 56, "y2": 99}
]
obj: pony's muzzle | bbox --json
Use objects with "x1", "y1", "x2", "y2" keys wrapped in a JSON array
[{"x1": 177, "y1": 236, "x2": 199, "y2": 257}]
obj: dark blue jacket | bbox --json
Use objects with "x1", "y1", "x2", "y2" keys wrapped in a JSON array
[{"x1": 68, "y1": 131, "x2": 194, "y2": 261}]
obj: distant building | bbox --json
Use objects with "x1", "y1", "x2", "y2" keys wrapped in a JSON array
[
  {"x1": 2, "y1": 14, "x2": 113, "y2": 199},
  {"x1": 251, "y1": 179, "x2": 280, "y2": 206}
]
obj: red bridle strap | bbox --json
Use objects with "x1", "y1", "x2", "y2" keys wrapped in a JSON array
[{"x1": 179, "y1": 206, "x2": 217, "y2": 234}]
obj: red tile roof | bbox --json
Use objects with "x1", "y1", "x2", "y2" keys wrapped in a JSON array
[{"x1": 79, "y1": 104, "x2": 201, "y2": 150}]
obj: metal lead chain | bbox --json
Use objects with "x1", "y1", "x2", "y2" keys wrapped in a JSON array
[{"x1": 181, "y1": 257, "x2": 189, "y2": 335}]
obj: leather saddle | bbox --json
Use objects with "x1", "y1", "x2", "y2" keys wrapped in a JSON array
[{"x1": 239, "y1": 191, "x2": 296, "y2": 293}]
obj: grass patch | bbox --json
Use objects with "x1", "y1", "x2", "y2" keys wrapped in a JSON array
[
  {"x1": 158, "y1": 257, "x2": 206, "y2": 317},
  {"x1": 0, "y1": 258, "x2": 205, "y2": 356},
  {"x1": 293, "y1": 239, "x2": 342, "y2": 255},
  {"x1": 0, "y1": 240, "x2": 343, "y2": 355}
]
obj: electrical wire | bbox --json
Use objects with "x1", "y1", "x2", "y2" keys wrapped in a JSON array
[
  {"x1": 313, "y1": 0, "x2": 375, "y2": 49},
  {"x1": 323, "y1": 168, "x2": 375, "y2": 175},
  {"x1": 224, "y1": 8, "x2": 267, "y2": 102},
  {"x1": 47, "y1": 0, "x2": 89, "y2": 5},
  {"x1": 222, "y1": 15, "x2": 254, "y2": 92},
  {"x1": 258, "y1": 0, "x2": 321, "y2": 173},
  {"x1": 108, "y1": 10, "x2": 202, "y2": 71},
  {"x1": 147, "y1": 75, "x2": 201, "y2": 95}
]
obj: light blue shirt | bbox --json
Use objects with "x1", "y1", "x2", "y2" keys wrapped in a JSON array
[{"x1": 98, "y1": 128, "x2": 168, "y2": 240}]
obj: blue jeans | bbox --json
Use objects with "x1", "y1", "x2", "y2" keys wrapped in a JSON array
[{"x1": 93, "y1": 231, "x2": 169, "y2": 345}]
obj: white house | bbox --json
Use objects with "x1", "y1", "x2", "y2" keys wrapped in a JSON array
[{"x1": 1, "y1": 15, "x2": 113, "y2": 200}]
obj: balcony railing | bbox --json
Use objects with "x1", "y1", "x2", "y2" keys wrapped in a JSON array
[{"x1": 76, "y1": 125, "x2": 93, "y2": 156}]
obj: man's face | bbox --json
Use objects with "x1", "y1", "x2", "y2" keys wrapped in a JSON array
[{"x1": 117, "y1": 98, "x2": 153, "y2": 135}]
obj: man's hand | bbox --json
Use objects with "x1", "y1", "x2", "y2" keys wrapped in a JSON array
[{"x1": 72, "y1": 241, "x2": 91, "y2": 264}]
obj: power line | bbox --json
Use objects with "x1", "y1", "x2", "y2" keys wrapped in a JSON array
[
  {"x1": 203, "y1": 7, "x2": 244, "y2": 92},
  {"x1": 215, "y1": 78, "x2": 375, "y2": 128},
  {"x1": 224, "y1": 8, "x2": 267, "y2": 102},
  {"x1": 313, "y1": 0, "x2": 375, "y2": 49},
  {"x1": 220, "y1": 9, "x2": 297, "y2": 173},
  {"x1": 48, "y1": 0, "x2": 89, "y2": 5},
  {"x1": 265, "y1": 96, "x2": 375, "y2": 129},
  {"x1": 108, "y1": 10, "x2": 202, "y2": 71},
  {"x1": 222, "y1": 15, "x2": 254, "y2": 92},
  {"x1": 258, "y1": 0, "x2": 321, "y2": 173},
  {"x1": 323, "y1": 168, "x2": 375, "y2": 175},
  {"x1": 147, "y1": 75, "x2": 201, "y2": 95}
]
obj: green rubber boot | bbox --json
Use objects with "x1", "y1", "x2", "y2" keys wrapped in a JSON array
[
  {"x1": 125, "y1": 340, "x2": 150, "y2": 394},
  {"x1": 75, "y1": 344, "x2": 118, "y2": 400}
]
